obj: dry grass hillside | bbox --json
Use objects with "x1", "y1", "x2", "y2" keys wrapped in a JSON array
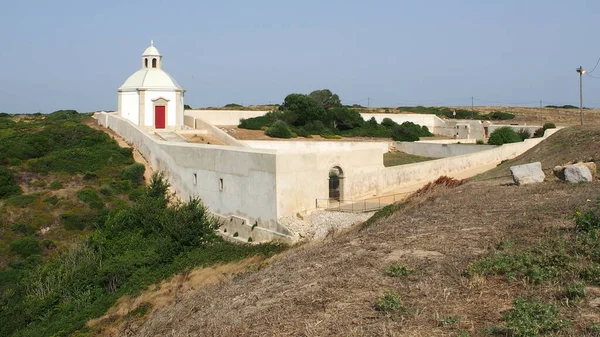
[{"x1": 102, "y1": 126, "x2": 600, "y2": 337}]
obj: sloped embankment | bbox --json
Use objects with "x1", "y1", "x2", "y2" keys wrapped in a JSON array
[
  {"x1": 113, "y1": 126, "x2": 600, "y2": 336},
  {"x1": 476, "y1": 125, "x2": 600, "y2": 181}
]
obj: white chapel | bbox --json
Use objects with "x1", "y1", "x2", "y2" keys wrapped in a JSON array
[{"x1": 118, "y1": 41, "x2": 185, "y2": 129}]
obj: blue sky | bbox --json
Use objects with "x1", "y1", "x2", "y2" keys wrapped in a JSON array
[{"x1": 1, "y1": 0, "x2": 600, "y2": 113}]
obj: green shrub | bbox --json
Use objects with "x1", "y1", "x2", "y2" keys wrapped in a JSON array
[
  {"x1": 43, "y1": 195, "x2": 59, "y2": 205},
  {"x1": 563, "y1": 282, "x2": 586, "y2": 302},
  {"x1": 502, "y1": 298, "x2": 568, "y2": 336},
  {"x1": 330, "y1": 107, "x2": 364, "y2": 131},
  {"x1": 375, "y1": 292, "x2": 403, "y2": 312},
  {"x1": 488, "y1": 127, "x2": 522, "y2": 145},
  {"x1": 9, "y1": 237, "x2": 41, "y2": 258},
  {"x1": 320, "y1": 133, "x2": 342, "y2": 139},
  {"x1": 487, "y1": 111, "x2": 516, "y2": 120},
  {"x1": 110, "y1": 179, "x2": 133, "y2": 193},
  {"x1": 516, "y1": 129, "x2": 531, "y2": 141},
  {"x1": 391, "y1": 124, "x2": 420, "y2": 141},
  {"x1": 239, "y1": 114, "x2": 275, "y2": 130},
  {"x1": 533, "y1": 128, "x2": 545, "y2": 138},
  {"x1": 573, "y1": 206, "x2": 600, "y2": 232},
  {"x1": 61, "y1": 212, "x2": 89, "y2": 230},
  {"x1": 122, "y1": 163, "x2": 145, "y2": 185},
  {"x1": 265, "y1": 120, "x2": 293, "y2": 139},
  {"x1": 128, "y1": 187, "x2": 144, "y2": 201},
  {"x1": 11, "y1": 222, "x2": 37, "y2": 235},
  {"x1": 5, "y1": 193, "x2": 38, "y2": 207},
  {"x1": 385, "y1": 264, "x2": 412, "y2": 277},
  {"x1": 476, "y1": 139, "x2": 485, "y2": 145},
  {"x1": 0, "y1": 166, "x2": 22, "y2": 199},
  {"x1": 76, "y1": 188, "x2": 104, "y2": 210},
  {"x1": 99, "y1": 185, "x2": 114, "y2": 196},
  {"x1": 543, "y1": 122, "x2": 556, "y2": 129},
  {"x1": 381, "y1": 118, "x2": 398, "y2": 128},
  {"x1": 49, "y1": 180, "x2": 63, "y2": 190}
]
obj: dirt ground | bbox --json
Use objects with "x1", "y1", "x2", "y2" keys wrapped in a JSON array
[
  {"x1": 101, "y1": 126, "x2": 600, "y2": 336},
  {"x1": 179, "y1": 132, "x2": 227, "y2": 145}
]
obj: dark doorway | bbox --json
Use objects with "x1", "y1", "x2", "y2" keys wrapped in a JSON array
[{"x1": 328, "y1": 166, "x2": 344, "y2": 201}]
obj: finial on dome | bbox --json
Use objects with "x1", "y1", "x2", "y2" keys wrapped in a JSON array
[{"x1": 151, "y1": 40, "x2": 154, "y2": 46}]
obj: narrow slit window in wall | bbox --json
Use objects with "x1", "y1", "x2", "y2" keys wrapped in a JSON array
[
  {"x1": 219, "y1": 178, "x2": 224, "y2": 191},
  {"x1": 193, "y1": 173, "x2": 197, "y2": 186}
]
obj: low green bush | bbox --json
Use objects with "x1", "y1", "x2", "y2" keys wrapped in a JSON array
[
  {"x1": 391, "y1": 124, "x2": 420, "y2": 141},
  {"x1": 9, "y1": 237, "x2": 41, "y2": 258},
  {"x1": 502, "y1": 298, "x2": 568, "y2": 336},
  {"x1": 488, "y1": 127, "x2": 522, "y2": 145},
  {"x1": 533, "y1": 128, "x2": 545, "y2": 138},
  {"x1": 265, "y1": 120, "x2": 293, "y2": 139},
  {"x1": 563, "y1": 282, "x2": 586, "y2": 302},
  {"x1": 76, "y1": 188, "x2": 104, "y2": 210},
  {"x1": 49, "y1": 180, "x2": 63, "y2": 190},
  {"x1": 385, "y1": 264, "x2": 412, "y2": 277},
  {"x1": 239, "y1": 115, "x2": 273, "y2": 130},
  {"x1": 0, "y1": 166, "x2": 22, "y2": 199},
  {"x1": 122, "y1": 163, "x2": 145, "y2": 186},
  {"x1": 61, "y1": 212, "x2": 89, "y2": 230},
  {"x1": 5, "y1": 193, "x2": 38, "y2": 207},
  {"x1": 487, "y1": 111, "x2": 516, "y2": 120},
  {"x1": 375, "y1": 291, "x2": 404, "y2": 312},
  {"x1": 516, "y1": 129, "x2": 531, "y2": 141},
  {"x1": 109, "y1": 179, "x2": 133, "y2": 193},
  {"x1": 543, "y1": 122, "x2": 556, "y2": 129}
]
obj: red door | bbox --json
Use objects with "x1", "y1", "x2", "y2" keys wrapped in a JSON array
[{"x1": 154, "y1": 106, "x2": 166, "y2": 129}]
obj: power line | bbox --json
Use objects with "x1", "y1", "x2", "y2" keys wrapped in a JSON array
[
  {"x1": 587, "y1": 56, "x2": 600, "y2": 74},
  {"x1": 586, "y1": 72, "x2": 600, "y2": 79}
]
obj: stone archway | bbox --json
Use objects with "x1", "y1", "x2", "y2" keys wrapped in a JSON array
[{"x1": 329, "y1": 166, "x2": 344, "y2": 201}]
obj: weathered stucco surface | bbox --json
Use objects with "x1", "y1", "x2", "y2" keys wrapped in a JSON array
[{"x1": 96, "y1": 112, "x2": 557, "y2": 243}]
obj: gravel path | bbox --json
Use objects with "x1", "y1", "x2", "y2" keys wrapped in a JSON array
[{"x1": 279, "y1": 210, "x2": 374, "y2": 241}]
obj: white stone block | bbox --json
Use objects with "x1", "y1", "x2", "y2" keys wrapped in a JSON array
[
  {"x1": 564, "y1": 165, "x2": 593, "y2": 183},
  {"x1": 510, "y1": 162, "x2": 545, "y2": 186}
]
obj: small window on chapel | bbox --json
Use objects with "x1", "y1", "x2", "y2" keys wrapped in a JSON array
[
  {"x1": 145, "y1": 58, "x2": 148, "y2": 68},
  {"x1": 219, "y1": 178, "x2": 224, "y2": 191},
  {"x1": 152, "y1": 58, "x2": 157, "y2": 68},
  {"x1": 193, "y1": 173, "x2": 197, "y2": 186}
]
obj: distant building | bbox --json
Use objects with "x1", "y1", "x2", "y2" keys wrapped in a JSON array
[{"x1": 118, "y1": 41, "x2": 185, "y2": 129}]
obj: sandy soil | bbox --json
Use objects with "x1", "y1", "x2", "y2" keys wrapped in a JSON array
[{"x1": 179, "y1": 133, "x2": 227, "y2": 145}]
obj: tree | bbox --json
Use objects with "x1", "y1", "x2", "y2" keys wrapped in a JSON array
[
  {"x1": 309, "y1": 89, "x2": 342, "y2": 110},
  {"x1": 280, "y1": 94, "x2": 326, "y2": 126},
  {"x1": 330, "y1": 107, "x2": 364, "y2": 131},
  {"x1": 488, "y1": 127, "x2": 522, "y2": 145}
]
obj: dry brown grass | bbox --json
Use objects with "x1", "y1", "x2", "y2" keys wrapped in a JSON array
[
  {"x1": 112, "y1": 180, "x2": 599, "y2": 336},
  {"x1": 87, "y1": 256, "x2": 267, "y2": 336},
  {"x1": 100, "y1": 126, "x2": 600, "y2": 337}
]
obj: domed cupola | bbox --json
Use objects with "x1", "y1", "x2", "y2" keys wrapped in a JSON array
[
  {"x1": 142, "y1": 40, "x2": 162, "y2": 69},
  {"x1": 117, "y1": 41, "x2": 185, "y2": 130}
]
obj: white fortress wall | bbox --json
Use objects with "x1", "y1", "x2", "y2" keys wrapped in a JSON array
[
  {"x1": 188, "y1": 116, "x2": 250, "y2": 147},
  {"x1": 185, "y1": 110, "x2": 269, "y2": 125},
  {"x1": 375, "y1": 135, "x2": 553, "y2": 196},
  {"x1": 95, "y1": 112, "x2": 293, "y2": 243},
  {"x1": 393, "y1": 142, "x2": 495, "y2": 158},
  {"x1": 275, "y1": 147, "x2": 383, "y2": 216}
]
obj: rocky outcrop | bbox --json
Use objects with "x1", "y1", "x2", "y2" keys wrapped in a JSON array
[
  {"x1": 553, "y1": 162, "x2": 596, "y2": 183},
  {"x1": 510, "y1": 162, "x2": 545, "y2": 185},
  {"x1": 564, "y1": 165, "x2": 593, "y2": 183}
]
